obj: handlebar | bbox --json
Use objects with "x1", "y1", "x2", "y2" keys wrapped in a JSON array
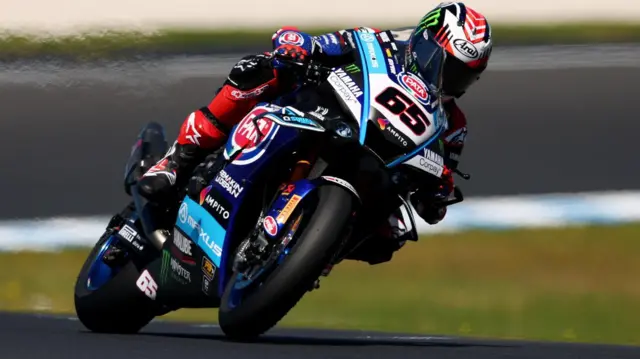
[{"x1": 266, "y1": 51, "x2": 334, "y2": 86}]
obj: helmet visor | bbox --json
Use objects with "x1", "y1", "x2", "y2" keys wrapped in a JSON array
[{"x1": 408, "y1": 31, "x2": 446, "y2": 93}]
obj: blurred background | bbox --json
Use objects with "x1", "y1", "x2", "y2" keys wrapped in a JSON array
[{"x1": 0, "y1": 0, "x2": 639, "y2": 346}]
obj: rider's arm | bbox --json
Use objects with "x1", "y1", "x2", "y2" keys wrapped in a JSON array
[
  {"x1": 441, "y1": 100, "x2": 468, "y2": 170},
  {"x1": 271, "y1": 27, "x2": 361, "y2": 67}
]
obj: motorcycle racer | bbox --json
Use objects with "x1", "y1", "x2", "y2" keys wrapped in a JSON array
[{"x1": 137, "y1": 2, "x2": 493, "y2": 265}]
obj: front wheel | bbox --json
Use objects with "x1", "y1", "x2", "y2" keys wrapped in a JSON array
[{"x1": 218, "y1": 185, "x2": 355, "y2": 340}]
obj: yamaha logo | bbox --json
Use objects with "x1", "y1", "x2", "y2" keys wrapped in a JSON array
[{"x1": 179, "y1": 202, "x2": 188, "y2": 223}]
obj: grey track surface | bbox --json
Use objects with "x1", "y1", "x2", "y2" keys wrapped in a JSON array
[
  {"x1": 2, "y1": 312, "x2": 638, "y2": 359},
  {"x1": 1, "y1": 45, "x2": 639, "y2": 219}
]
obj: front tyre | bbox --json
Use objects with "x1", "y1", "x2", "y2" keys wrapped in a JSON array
[
  {"x1": 74, "y1": 229, "x2": 158, "y2": 333},
  {"x1": 218, "y1": 185, "x2": 355, "y2": 340}
]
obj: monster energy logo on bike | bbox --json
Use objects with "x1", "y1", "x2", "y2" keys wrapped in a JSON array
[
  {"x1": 345, "y1": 64, "x2": 360, "y2": 74},
  {"x1": 160, "y1": 249, "x2": 191, "y2": 285},
  {"x1": 160, "y1": 250, "x2": 170, "y2": 285}
]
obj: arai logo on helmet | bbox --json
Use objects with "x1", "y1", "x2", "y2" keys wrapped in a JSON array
[
  {"x1": 397, "y1": 72, "x2": 429, "y2": 105},
  {"x1": 453, "y1": 39, "x2": 479, "y2": 59},
  {"x1": 279, "y1": 31, "x2": 304, "y2": 46}
]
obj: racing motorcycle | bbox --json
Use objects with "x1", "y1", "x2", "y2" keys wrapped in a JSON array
[{"x1": 73, "y1": 28, "x2": 467, "y2": 340}]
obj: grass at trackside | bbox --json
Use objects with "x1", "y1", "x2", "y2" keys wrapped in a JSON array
[
  {"x1": 2, "y1": 23, "x2": 640, "y2": 61},
  {"x1": 1, "y1": 223, "x2": 640, "y2": 345}
]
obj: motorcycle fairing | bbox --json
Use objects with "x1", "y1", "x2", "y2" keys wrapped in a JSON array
[
  {"x1": 329, "y1": 28, "x2": 447, "y2": 170},
  {"x1": 173, "y1": 103, "x2": 343, "y2": 296}
]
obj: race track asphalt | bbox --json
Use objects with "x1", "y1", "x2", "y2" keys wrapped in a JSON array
[
  {"x1": 2, "y1": 312, "x2": 638, "y2": 359},
  {"x1": 1, "y1": 50, "x2": 639, "y2": 219}
]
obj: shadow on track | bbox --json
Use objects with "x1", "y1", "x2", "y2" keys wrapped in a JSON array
[{"x1": 133, "y1": 331, "x2": 514, "y2": 348}]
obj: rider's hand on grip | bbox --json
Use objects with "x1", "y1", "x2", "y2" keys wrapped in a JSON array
[
  {"x1": 273, "y1": 44, "x2": 310, "y2": 65},
  {"x1": 436, "y1": 166, "x2": 455, "y2": 200}
]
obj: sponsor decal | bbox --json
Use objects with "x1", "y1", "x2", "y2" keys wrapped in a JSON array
[
  {"x1": 328, "y1": 34, "x2": 339, "y2": 44},
  {"x1": 386, "y1": 125, "x2": 409, "y2": 147},
  {"x1": 202, "y1": 188, "x2": 232, "y2": 228},
  {"x1": 170, "y1": 256, "x2": 191, "y2": 284},
  {"x1": 117, "y1": 224, "x2": 144, "y2": 251},
  {"x1": 277, "y1": 194, "x2": 302, "y2": 224},
  {"x1": 160, "y1": 250, "x2": 171, "y2": 285},
  {"x1": 453, "y1": 39, "x2": 479, "y2": 59},
  {"x1": 321, "y1": 176, "x2": 360, "y2": 199},
  {"x1": 360, "y1": 33, "x2": 376, "y2": 42},
  {"x1": 334, "y1": 68, "x2": 363, "y2": 97},
  {"x1": 136, "y1": 270, "x2": 158, "y2": 300},
  {"x1": 344, "y1": 31, "x2": 356, "y2": 47},
  {"x1": 179, "y1": 202, "x2": 201, "y2": 232},
  {"x1": 198, "y1": 185, "x2": 212, "y2": 206},
  {"x1": 281, "y1": 115, "x2": 320, "y2": 128},
  {"x1": 398, "y1": 72, "x2": 429, "y2": 104},
  {"x1": 230, "y1": 84, "x2": 269, "y2": 99},
  {"x1": 202, "y1": 275, "x2": 211, "y2": 295},
  {"x1": 201, "y1": 256, "x2": 216, "y2": 281},
  {"x1": 344, "y1": 64, "x2": 361, "y2": 74},
  {"x1": 200, "y1": 227, "x2": 223, "y2": 259},
  {"x1": 366, "y1": 41, "x2": 379, "y2": 68},
  {"x1": 418, "y1": 149, "x2": 445, "y2": 177},
  {"x1": 179, "y1": 201, "x2": 188, "y2": 223},
  {"x1": 173, "y1": 230, "x2": 193, "y2": 256},
  {"x1": 263, "y1": 216, "x2": 278, "y2": 236},
  {"x1": 328, "y1": 73, "x2": 360, "y2": 106},
  {"x1": 424, "y1": 149, "x2": 444, "y2": 165},
  {"x1": 379, "y1": 32, "x2": 391, "y2": 43},
  {"x1": 236, "y1": 111, "x2": 275, "y2": 149},
  {"x1": 214, "y1": 170, "x2": 244, "y2": 198},
  {"x1": 377, "y1": 118, "x2": 408, "y2": 147},
  {"x1": 281, "y1": 183, "x2": 295, "y2": 196},
  {"x1": 178, "y1": 202, "x2": 223, "y2": 260},
  {"x1": 387, "y1": 58, "x2": 397, "y2": 74},
  {"x1": 279, "y1": 31, "x2": 304, "y2": 46},
  {"x1": 377, "y1": 117, "x2": 390, "y2": 130}
]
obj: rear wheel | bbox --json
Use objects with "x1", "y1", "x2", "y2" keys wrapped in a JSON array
[
  {"x1": 74, "y1": 208, "x2": 159, "y2": 333},
  {"x1": 218, "y1": 185, "x2": 355, "y2": 340}
]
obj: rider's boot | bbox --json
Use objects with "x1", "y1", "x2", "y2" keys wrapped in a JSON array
[{"x1": 137, "y1": 109, "x2": 229, "y2": 202}]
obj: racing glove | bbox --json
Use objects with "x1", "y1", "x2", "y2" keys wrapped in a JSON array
[
  {"x1": 410, "y1": 166, "x2": 454, "y2": 225},
  {"x1": 271, "y1": 27, "x2": 318, "y2": 68}
]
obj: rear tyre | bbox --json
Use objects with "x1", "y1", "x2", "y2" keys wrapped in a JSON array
[
  {"x1": 218, "y1": 185, "x2": 355, "y2": 340},
  {"x1": 74, "y1": 227, "x2": 158, "y2": 333}
]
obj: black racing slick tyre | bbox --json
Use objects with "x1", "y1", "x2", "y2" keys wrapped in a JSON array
[
  {"x1": 218, "y1": 185, "x2": 355, "y2": 340},
  {"x1": 74, "y1": 231, "x2": 157, "y2": 334}
]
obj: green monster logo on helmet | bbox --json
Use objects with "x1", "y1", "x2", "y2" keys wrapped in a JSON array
[{"x1": 417, "y1": 8, "x2": 442, "y2": 33}]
